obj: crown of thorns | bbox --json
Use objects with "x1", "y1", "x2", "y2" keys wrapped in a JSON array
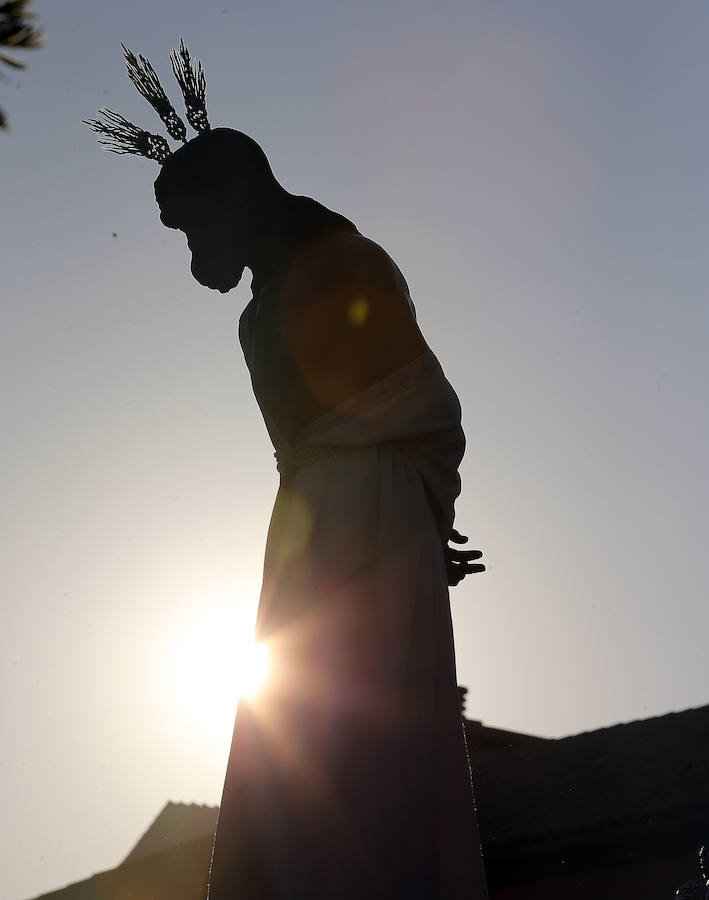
[{"x1": 84, "y1": 40, "x2": 209, "y2": 164}]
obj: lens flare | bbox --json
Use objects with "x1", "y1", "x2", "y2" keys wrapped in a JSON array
[{"x1": 347, "y1": 295, "x2": 369, "y2": 326}]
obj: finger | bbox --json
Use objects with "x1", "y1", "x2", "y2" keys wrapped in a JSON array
[
  {"x1": 447, "y1": 549, "x2": 483, "y2": 562},
  {"x1": 449, "y1": 549, "x2": 483, "y2": 561},
  {"x1": 450, "y1": 528, "x2": 468, "y2": 544},
  {"x1": 452, "y1": 563, "x2": 486, "y2": 574},
  {"x1": 449, "y1": 561, "x2": 486, "y2": 576}
]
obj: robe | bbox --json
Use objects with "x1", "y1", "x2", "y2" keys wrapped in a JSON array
[{"x1": 207, "y1": 232, "x2": 488, "y2": 899}]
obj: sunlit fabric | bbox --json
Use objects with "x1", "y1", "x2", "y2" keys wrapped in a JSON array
[{"x1": 207, "y1": 278, "x2": 487, "y2": 899}]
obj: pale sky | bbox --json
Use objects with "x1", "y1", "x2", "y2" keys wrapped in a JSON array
[{"x1": 2, "y1": 2, "x2": 708, "y2": 899}]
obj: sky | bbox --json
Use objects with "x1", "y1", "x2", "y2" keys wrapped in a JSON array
[{"x1": 1, "y1": 1, "x2": 708, "y2": 898}]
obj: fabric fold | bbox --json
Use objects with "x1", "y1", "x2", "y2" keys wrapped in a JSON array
[{"x1": 207, "y1": 293, "x2": 487, "y2": 900}]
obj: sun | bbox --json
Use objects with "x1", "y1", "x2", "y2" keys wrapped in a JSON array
[
  {"x1": 161, "y1": 597, "x2": 270, "y2": 743},
  {"x1": 234, "y1": 642, "x2": 270, "y2": 699}
]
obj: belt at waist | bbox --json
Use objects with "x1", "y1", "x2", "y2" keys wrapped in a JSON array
[{"x1": 274, "y1": 443, "x2": 340, "y2": 478}]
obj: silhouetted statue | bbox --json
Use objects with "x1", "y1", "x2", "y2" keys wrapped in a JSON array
[{"x1": 87, "y1": 43, "x2": 488, "y2": 900}]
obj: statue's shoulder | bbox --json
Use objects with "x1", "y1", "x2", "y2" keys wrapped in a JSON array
[
  {"x1": 320, "y1": 230, "x2": 396, "y2": 271},
  {"x1": 290, "y1": 230, "x2": 410, "y2": 301}
]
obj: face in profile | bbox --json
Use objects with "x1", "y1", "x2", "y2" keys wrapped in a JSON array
[
  {"x1": 153, "y1": 129, "x2": 281, "y2": 293},
  {"x1": 155, "y1": 185, "x2": 248, "y2": 294}
]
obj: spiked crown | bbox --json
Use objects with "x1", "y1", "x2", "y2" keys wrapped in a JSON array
[{"x1": 85, "y1": 40, "x2": 210, "y2": 164}]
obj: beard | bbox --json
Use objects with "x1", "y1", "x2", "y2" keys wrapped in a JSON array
[{"x1": 191, "y1": 256, "x2": 246, "y2": 294}]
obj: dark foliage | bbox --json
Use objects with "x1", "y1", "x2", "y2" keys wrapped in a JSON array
[{"x1": 0, "y1": 0, "x2": 44, "y2": 130}]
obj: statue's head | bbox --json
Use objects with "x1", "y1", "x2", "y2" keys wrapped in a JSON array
[
  {"x1": 154, "y1": 128, "x2": 283, "y2": 292},
  {"x1": 86, "y1": 42, "x2": 351, "y2": 293},
  {"x1": 85, "y1": 43, "x2": 283, "y2": 292}
]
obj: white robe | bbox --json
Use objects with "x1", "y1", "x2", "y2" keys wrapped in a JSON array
[{"x1": 207, "y1": 288, "x2": 488, "y2": 899}]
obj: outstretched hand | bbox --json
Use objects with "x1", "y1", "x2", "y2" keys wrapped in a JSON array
[{"x1": 445, "y1": 528, "x2": 485, "y2": 587}]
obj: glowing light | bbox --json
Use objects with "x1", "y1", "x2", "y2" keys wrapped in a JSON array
[
  {"x1": 347, "y1": 295, "x2": 369, "y2": 326},
  {"x1": 161, "y1": 598, "x2": 270, "y2": 744},
  {"x1": 238, "y1": 642, "x2": 270, "y2": 698}
]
